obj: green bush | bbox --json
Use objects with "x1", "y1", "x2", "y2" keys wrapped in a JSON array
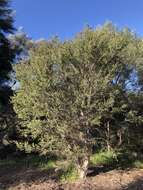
[
  {"x1": 90, "y1": 150, "x2": 117, "y2": 166},
  {"x1": 60, "y1": 164, "x2": 79, "y2": 182},
  {"x1": 133, "y1": 160, "x2": 143, "y2": 169}
]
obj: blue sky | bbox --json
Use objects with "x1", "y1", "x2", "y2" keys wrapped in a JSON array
[{"x1": 12, "y1": 0, "x2": 143, "y2": 40}]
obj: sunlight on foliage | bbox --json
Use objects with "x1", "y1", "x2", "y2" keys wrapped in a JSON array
[
  {"x1": 90, "y1": 151, "x2": 117, "y2": 166},
  {"x1": 60, "y1": 164, "x2": 79, "y2": 182},
  {"x1": 39, "y1": 159, "x2": 56, "y2": 170},
  {"x1": 133, "y1": 160, "x2": 143, "y2": 169}
]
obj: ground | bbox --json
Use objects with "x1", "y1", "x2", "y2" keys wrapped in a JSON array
[{"x1": 0, "y1": 164, "x2": 143, "y2": 190}]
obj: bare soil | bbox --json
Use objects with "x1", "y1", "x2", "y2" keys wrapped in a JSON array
[{"x1": 0, "y1": 165, "x2": 143, "y2": 190}]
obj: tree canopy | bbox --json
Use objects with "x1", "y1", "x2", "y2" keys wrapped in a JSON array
[{"x1": 12, "y1": 23, "x2": 143, "y2": 177}]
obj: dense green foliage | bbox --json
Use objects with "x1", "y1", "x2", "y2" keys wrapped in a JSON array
[
  {"x1": 0, "y1": 1, "x2": 143, "y2": 178},
  {"x1": 1, "y1": 0, "x2": 143, "y2": 181},
  {"x1": 0, "y1": 0, "x2": 17, "y2": 156},
  {"x1": 0, "y1": 0, "x2": 15, "y2": 106},
  {"x1": 0, "y1": 0, "x2": 15, "y2": 77},
  {"x1": 12, "y1": 23, "x2": 143, "y2": 177}
]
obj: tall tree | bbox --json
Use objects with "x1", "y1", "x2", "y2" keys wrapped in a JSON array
[
  {"x1": 0, "y1": 0, "x2": 15, "y2": 76},
  {"x1": 0, "y1": 0, "x2": 16, "y2": 157},
  {"x1": 13, "y1": 24, "x2": 143, "y2": 178},
  {"x1": 0, "y1": 0, "x2": 15, "y2": 107}
]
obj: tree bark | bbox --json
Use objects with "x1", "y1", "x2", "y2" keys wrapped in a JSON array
[
  {"x1": 76, "y1": 156, "x2": 89, "y2": 179},
  {"x1": 106, "y1": 121, "x2": 111, "y2": 152}
]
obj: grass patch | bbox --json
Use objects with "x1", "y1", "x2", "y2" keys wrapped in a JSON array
[
  {"x1": 90, "y1": 150, "x2": 143, "y2": 170},
  {"x1": 90, "y1": 150, "x2": 117, "y2": 166},
  {"x1": 133, "y1": 160, "x2": 143, "y2": 169},
  {"x1": 39, "y1": 159, "x2": 56, "y2": 170},
  {"x1": 0, "y1": 155, "x2": 57, "y2": 170},
  {"x1": 60, "y1": 164, "x2": 79, "y2": 182}
]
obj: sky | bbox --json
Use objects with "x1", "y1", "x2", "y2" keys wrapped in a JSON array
[{"x1": 12, "y1": 0, "x2": 143, "y2": 40}]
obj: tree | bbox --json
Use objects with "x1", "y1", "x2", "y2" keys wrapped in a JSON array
[
  {"x1": 13, "y1": 23, "x2": 143, "y2": 178},
  {"x1": 8, "y1": 27, "x2": 34, "y2": 63},
  {"x1": 0, "y1": 0, "x2": 16, "y2": 157},
  {"x1": 0, "y1": 0, "x2": 15, "y2": 107}
]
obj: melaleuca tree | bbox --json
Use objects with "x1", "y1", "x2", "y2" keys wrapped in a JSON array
[
  {"x1": 123, "y1": 93, "x2": 143, "y2": 154},
  {"x1": 124, "y1": 39, "x2": 143, "y2": 153},
  {"x1": 13, "y1": 23, "x2": 142, "y2": 178},
  {"x1": 70, "y1": 24, "x2": 141, "y2": 152},
  {"x1": 114, "y1": 39, "x2": 143, "y2": 154}
]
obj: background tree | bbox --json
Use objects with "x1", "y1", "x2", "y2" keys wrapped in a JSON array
[
  {"x1": 8, "y1": 27, "x2": 34, "y2": 63},
  {"x1": 0, "y1": 0, "x2": 15, "y2": 107},
  {"x1": 0, "y1": 0, "x2": 17, "y2": 157}
]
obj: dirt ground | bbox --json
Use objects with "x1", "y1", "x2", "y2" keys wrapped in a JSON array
[{"x1": 0, "y1": 166, "x2": 143, "y2": 190}]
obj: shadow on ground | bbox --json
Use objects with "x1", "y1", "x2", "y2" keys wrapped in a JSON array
[
  {"x1": 123, "y1": 177, "x2": 143, "y2": 190},
  {"x1": 0, "y1": 154, "x2": 143, "y2": 190}
]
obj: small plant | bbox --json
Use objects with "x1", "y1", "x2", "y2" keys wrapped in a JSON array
[
  {"x1": 90, "y1": 150, "x2": 117, "y2": 166},
  {"x1": 133, "y1": 160, "x2": 143, "y2": 169},
  {"x1": 60, "y1": 164, "x2": 79, "y2": 182},
  {"x1": 39, "y1": 159, "x2": 56, "y2": 170}
]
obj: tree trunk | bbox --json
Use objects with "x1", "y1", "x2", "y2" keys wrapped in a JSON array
[
  {"x1": 107, "y1": 141, "x2": 111, "y2": 152},
  {"x1": 117, "y1": 129, "x2": 122, "y2": 147},
  {"x1": 106, "y1": 121, "x2": 111, "y2": 152},
  {"x1": 76, "y1": 156, "x2": 89, "y2": 179}
]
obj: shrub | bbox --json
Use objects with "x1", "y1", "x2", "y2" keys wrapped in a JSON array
[
  {"x1": 90, "y1": 150, "x2": 117, "y2": 166},
  {"x1": 60, "y1": 164, "x2": 79, "y2": 182}
]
